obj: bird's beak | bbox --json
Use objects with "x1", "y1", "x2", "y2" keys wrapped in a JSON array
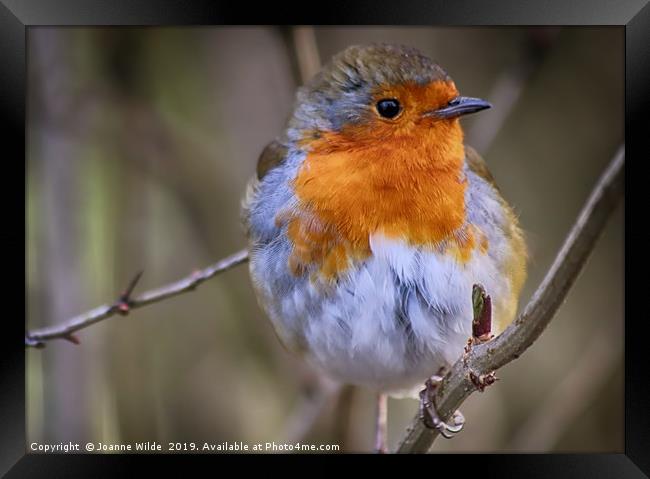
[{"x1": 425, "y1": 96, "x2": 492, "y2": 119}]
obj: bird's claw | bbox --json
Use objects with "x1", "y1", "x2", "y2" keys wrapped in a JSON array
[
  {"x1": 418, "y1": 370, "x2": 465, "y2": 439},
  {"x1": 438, "y1": 411, "x2": 466, "y2": 438}
]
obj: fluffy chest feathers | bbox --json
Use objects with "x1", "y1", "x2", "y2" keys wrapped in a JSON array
[{"x1": 243, "y1": 141, "x2": 527, "y2": 392}]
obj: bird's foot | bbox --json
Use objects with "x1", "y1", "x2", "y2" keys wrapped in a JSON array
[
  {"x1": 374, "y1": 393, "x2": 388, "y2": 453},
  {"x1": 419, "y1": 368, "x2": 465, "y2": 439}
]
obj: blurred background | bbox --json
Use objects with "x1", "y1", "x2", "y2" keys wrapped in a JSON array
[{"x1": 26, "y1": 26, "x2": 624, "y2": 453}]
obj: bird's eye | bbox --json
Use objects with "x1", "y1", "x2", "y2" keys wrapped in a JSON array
[{"x1": 376, "y1": 99, "x2": 401, "y2": 119}]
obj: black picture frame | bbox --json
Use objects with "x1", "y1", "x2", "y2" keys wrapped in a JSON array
[{"x1": 4, "y1": 0, "x2": 648, "y2": 475}]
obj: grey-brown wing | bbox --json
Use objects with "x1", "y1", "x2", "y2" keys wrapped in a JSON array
[
  {"x1": 256, "y1": 140, "x2": 288, "y2": 180},
  {"x1": 464, "y1": 144, "x2": 499, "y2": 192},
  {"x1": 242, "y1": 140, "x2": 289, "y2": 238}
]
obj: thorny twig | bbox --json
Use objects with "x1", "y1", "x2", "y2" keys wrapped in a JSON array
[{"x1": 25, "y1": 249, "x2": 249, "y2": 348}]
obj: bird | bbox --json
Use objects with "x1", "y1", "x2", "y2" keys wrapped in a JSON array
[{"x1": 242, "y1": 43, "x2": 527, "y2": 452}]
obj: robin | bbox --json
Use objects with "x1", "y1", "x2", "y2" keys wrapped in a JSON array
[{"x1": 242, "y1": 44, "x2": 527, "y2": 452}]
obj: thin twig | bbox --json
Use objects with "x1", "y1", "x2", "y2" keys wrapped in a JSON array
[
  {"x1": 283, "y1": 378, "x2": 343, "y2": 444},
  {"x1": 291, "y1": 26, "x2": 321, "y2": 85},
  {"x1": 396, "y1": 146, "x2": 624, "y2": 453},
  {"x1": 330, "y1": 385, "x2": 356, "y2": 450},
  {"x1": 25, "y1": 249, "x2": 249, "y2": 348}
]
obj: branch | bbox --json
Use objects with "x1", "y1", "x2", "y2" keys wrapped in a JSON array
[
  {"x1": 25, "y1": 249, "x2": 249, "y2": 348},
  {"x1": 396, "y1": 146, "x2": 624, "y2": 453}
]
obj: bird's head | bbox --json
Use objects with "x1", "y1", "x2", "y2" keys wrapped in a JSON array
[{"x1": 287, "y1": 43, "x2": 490, "y2": 171}]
